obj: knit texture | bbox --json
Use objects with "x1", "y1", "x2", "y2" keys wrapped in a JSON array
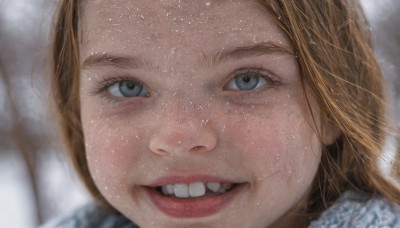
[
  {"x1": 43, "y1": 191, "x2": 400, "y2": 228},
  {"x1": 309, "y1": 191, "x2": 400, "y2": 228},
  {"x1": 42, "y1": 204, "x2": 137, "y2": 228}
]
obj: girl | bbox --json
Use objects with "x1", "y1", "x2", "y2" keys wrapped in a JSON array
[{"x1": 49, "y1": 0, "x2": 400, "y2": 227}]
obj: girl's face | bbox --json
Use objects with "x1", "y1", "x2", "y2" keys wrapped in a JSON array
[{"x1": 79, "y1": 0, "x2": 336, "y2": 227}]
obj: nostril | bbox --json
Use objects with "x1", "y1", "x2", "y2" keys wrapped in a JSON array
[
  {"x1": 154, "y1": 148, "x2": 168, "y2": 156},
  {"x1": 148, "y1": 124, "x2": 217, "y2": 155},
  {"x1": 191, "y1": 145, "x2": 206, "y2": 152}
]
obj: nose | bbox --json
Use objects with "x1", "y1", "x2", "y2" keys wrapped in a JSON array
[{"x1": 148, "y1": 101, "x2": 217, "y2": 156}]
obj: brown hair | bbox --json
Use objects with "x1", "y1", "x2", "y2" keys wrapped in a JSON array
[
  {"x1": 51, "y1": 0, "x2": 400, "y2": 223},
  {"x1": 52, "y1": 0, "x2": 105, "y2": 201}
]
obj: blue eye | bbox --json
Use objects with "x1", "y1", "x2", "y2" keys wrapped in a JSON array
[
  {"x1": 108, "y1": 80, "x2": 149, "y2": 97},
  {"x1": 225, "y1": 71, "x2": 267, "y2": 91}
]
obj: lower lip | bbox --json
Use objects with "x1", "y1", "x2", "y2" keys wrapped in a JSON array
[{"x1": 144, "y1": 184, "x2": 245, "y2": 218}]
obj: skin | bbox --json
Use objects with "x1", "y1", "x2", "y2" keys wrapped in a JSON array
[{"x1": 79, "y1": 0, "x2": 338, "y2": 227}]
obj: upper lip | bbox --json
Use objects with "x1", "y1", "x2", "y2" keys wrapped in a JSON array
[{"x1": 145, "y1": 174, "x2": 241, "y2": 187}]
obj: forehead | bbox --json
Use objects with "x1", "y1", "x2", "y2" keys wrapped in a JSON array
[{"x1": 80, "y1": 0, "x2": 289, "y2": 61}]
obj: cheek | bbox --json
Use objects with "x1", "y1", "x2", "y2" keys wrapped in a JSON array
[
  {"x1": 82, "y1": 116, "x2": 143, "y2": 197},
  {"x1": 223, "y1": 103, "x2": 321, "y2": 185}
]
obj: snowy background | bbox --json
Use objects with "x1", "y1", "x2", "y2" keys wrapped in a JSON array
[{"x1": 0, "y1": 0, "x2": 399, "y2": 227}]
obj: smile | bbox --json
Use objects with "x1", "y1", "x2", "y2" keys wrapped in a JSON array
[
  {"x1": 143, "y1": 176, "x2": 247, "y2": 218},
  {"x1": 156, "y1": 181, "x2": 236, "y2": 198}
]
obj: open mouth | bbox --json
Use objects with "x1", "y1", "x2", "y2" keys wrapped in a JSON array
[
  {"x1": 152, "y1": 181, "x2": 239, "y2": 198},
  {"x1": 144, "y1": 178, "x2": 247, "y2": 218}
]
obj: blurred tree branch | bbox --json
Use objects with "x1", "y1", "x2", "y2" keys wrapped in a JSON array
[{"x1": 0, "y1": 57, "x2": 44, "y2": 225}]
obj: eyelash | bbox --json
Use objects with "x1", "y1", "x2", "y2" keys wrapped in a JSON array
[
  {"x1": 89, "y1": 76, "x2": 143, "y2": 96},
  {"x1": 89, "y1": 68, "x2": 281, "y2": 99},
  {"x1": 225, "y1": 68, "x2": 281, "y2": 90}
]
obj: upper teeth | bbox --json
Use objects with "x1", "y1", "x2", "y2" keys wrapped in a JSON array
[{"x1": 160, "y1": 182, "x2": 233, "y2": 198}]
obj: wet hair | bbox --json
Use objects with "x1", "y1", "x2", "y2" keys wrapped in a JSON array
[{"x1": 51, "y1": 0, "x2": 400, "y2": 223}]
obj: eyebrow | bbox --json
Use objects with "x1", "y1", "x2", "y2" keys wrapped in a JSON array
[
  {"x1": 202, "y1": 41, "x2": 294, "y2": 66},
  {"x1": 81, "y1": 41, "x2": 294, "y2": 70},
  {"x1": 81, "y1": 53, "x2": 151, "y2": 70}
]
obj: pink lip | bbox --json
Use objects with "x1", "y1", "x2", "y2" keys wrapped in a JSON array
[{"x1": 143, "y1": 174, "x2": 246, "y2": 218}]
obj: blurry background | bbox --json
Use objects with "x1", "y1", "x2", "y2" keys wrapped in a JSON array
[
  {"x1": 0, "y1": 0, "x2": 399, "y2": 227},
  {"x1": 0, "y1": 1, "x2": 90, "y2": 228}
]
